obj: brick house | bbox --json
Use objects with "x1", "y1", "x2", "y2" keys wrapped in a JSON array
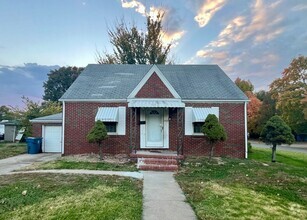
[
  {"x1": 33, "y1": 64, "x2": 249, "y2": 159},
  {"x1": 58, "y1": 64, "x2": 249, "y2": 158}
]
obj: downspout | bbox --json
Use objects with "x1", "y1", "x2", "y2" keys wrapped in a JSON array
[
  {"x1": 244, "y1": 101, "x2": 248, "y2": 159},
  {"x1": 61, "y1": 101, "x2": 65, "y2": 155}
]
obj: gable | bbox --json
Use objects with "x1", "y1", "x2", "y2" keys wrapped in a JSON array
[
  {"x1": 135, "y1": 72, "x2": 174, "y2": 98},
  {"x1": 128, "y1": 65, "x2": 181, "y2": 99}
]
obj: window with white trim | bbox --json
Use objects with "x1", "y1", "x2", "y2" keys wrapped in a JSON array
[
  {"x1": 95, "y1": 107, "x2": 126, "y2": 135},
  {"x1": 185, "y1": 107, "x2": 219, "y2": 135}
]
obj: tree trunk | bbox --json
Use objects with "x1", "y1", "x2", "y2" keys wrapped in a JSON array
[
  {"x1": 99, "y1": 142, "x2": 103, "y2": 160},
  {"x1": 209, "y1": 144, "x2": 214, "y2": 161},
  {"x1": 271, "y1": 144, "x2": 276, "y2": 162}
]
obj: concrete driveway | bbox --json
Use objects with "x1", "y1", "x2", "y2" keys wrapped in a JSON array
[
  {"x1": 0, "y1": 153, "x2": 60, "y2": 175},
  {"x1": 249, "y1": 140, "x2": 307, "y2": 154}
]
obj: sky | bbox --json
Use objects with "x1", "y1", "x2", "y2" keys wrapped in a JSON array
[{"x1": 0, "y1": 0, "x2": 307, "y2": 107}]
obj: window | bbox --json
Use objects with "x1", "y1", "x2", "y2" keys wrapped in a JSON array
[
  {"x1": 193, "y1": 122, "x2": 204, "y2": 134},
  {"x1": 104, "y1": 122, "x2": 117, "y2": 133}
]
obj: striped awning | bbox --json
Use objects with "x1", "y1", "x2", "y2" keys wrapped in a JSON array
[
  {"x1": 128, "y1": 99, "x2": 185, "y2": 108},
  {"x1": 95, "y1": 107, "x2": 119, "y2": 122},
  {"x1": 192, "y1": 107, "x2": 219, "y2": 122}
]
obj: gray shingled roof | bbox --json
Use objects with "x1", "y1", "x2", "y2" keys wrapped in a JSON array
[
  {"x1": 60, "y1": 64, "x2": 248, "y2": 101},
  {"x1": 30, "y1": 113, "x2": 62, "y2": 122}
]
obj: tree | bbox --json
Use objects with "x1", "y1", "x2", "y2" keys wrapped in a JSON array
[
  {"x1": 10, "y1": 97, "x2": 62, "y2": 137},
  {"x1": 86, "y1": 120, "x2": 108, "y2": 160},
  {"x1": 202, "y1": 114, "x2": 227, "y2": 160},
  {"x1": 0, "y1": 106, "x2": 15, "y2": 121},
  {"x1": 97, "y1": 12, "x2": 172, "y2": 64},
  {"x1": 246, "y1": 91, "x2": 262, "y2": 137},
  {"x1": 235, "y1": 77, "x2": 254, "y2": 93},
  {"x1": 260, "y1": 116, "x2": 295, "y2": 162},
  {"x1": 43, "y1": 66, "x2": 84, "y2": 101},
  {"x1": 270, "y1": 56, "x2": 307, "y2": 135},
  {"x1": 255, "y1": 90, "x2": 266, "y2": 101},
  {"x1": 256, "y1": 91, "x2": 277, "y2": 135}
]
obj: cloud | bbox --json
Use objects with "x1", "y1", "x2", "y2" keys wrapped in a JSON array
[
  {"x1": 291, "y1": 4, "x2": 307, "y2": 11},
  {"x1": 194, "y1": 0, "x2": 227, "y2": 27},
  {"x1": 0, "y1": 63, "x2": 60, "y2": 107},
  {"x1": 120, "y1": 1, "x2": 185, "y2": 47},
  {"x1": 121, "y1": 0, "x2": 146, "y2": 16},
  {"x1": 189, "y1": 0, "x2": 299, "y2": 91}
]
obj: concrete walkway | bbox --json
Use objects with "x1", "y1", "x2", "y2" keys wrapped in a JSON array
[
  {"x1": 142, "y1": 171, "x2": 196, "y2": 220},
  {"x1": 0, "y1": 153, "x2": 60, "y2": 175},
  {"x1": 10, "y1": 169, "x2": 143, "y2": 179}
]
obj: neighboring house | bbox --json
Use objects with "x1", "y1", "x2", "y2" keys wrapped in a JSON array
[
  {"x1": 30, "y1": 113, "x2": 62, "y2": 152},
  {"x1": 32, "y1": 64, "x2": 249, "y2": 158},
  {"x1": 0, "y1": 120, "x2": 18, "y2": 142}
]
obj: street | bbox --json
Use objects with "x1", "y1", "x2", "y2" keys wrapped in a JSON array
[{"x1": 249, "y1": 140, "x2": 307, "y2": 154}]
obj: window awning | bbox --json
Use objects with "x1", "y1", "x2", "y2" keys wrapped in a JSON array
[
  {"x1": 95, "y1": 107, "x2": 119, "y2": 122},
  {"x1": 192, "y1": 107, "x2": 219, "y2": 122},
  {"x1": 128, "y1": 99, "x2": 185, "y2": 108}
]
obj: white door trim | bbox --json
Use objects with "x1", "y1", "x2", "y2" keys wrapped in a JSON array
[{"x1": 140, "y1": 108, "x2": 169, "y2": 149}]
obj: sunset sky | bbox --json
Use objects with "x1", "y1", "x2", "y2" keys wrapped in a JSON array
[{"x1": 0, "y1": 0, "x2": 307, "y2": 107}]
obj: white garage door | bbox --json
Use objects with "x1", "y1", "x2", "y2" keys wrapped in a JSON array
[{"x1": 43, "y1": 126, "x2": 62, "y2": 152}]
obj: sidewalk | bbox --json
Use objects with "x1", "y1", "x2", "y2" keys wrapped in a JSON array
[
  {"x1": 142, "y1": 171, "x2": 196, "y2": 220},
  {"x1": 11, "y1": 169, "x2": 143, "y2": 179}
]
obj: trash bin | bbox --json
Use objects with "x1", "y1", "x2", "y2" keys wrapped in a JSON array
[{"x1": 26, "y1": 137, "x2": 43, "y2": 154}]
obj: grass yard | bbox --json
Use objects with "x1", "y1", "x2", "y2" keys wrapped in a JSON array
[
  {"x1": 176, "y1": 147, "x2": 307, "y2": 220},
  {"x1": 0, "y1": 173, "x2": 142, "y2": 220},
  {"x1": 30, "y1": 159, "x2": 138, "y2": 172},
  {"x1": 0, "y1": 142, "x2": 26, "y2": 159}
]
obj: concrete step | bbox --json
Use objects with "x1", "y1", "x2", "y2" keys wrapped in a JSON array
[
  {"x1": 137, "y1": 158, "x2": 179, "y2": 171},
  {"x1": 131, "y1": 153, "x2": 184, "y2": 160},
  {"x1": 139, "y1": 158, "x2": 178, "y2": 165},
  {"x1": 138, "y1": 164, "x2": 178, "y2": 171}
]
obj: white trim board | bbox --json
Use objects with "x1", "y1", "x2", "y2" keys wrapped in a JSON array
[
  {"x1": 182, "y1": 100, "x2": 249, "y2": 103},
  {"x1": 61, "y1": 101, "x2": 65, "y2": 155},
  {"x1": 30, "y1": 120, "x2": 62, "y2": 123},
  {"x1": 59, "y1": 99, "x2": 127, "y2": 102},
  {"x1": 128, "y1": 65, "x2": 181, "y2": 99}
]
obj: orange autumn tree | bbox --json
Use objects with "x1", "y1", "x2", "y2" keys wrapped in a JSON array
[{"x1": 245, "y1": 91, "x2": 262, "y2": 136}]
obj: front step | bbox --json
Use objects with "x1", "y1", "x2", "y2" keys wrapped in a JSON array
[{"x1": 137, "y1": 158, "x2": 179, "y2": 171}]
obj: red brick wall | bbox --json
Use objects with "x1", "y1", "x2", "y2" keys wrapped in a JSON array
[
  {"x1": 183, "y1": 103, "x2": 245, "y2": 158},
  {"x1": 32, "y1": 123, "x2": 62, "y2": 137},
  {"x1": 64, "y1": 102, "x2": 133, "y2": 155},
  {"x1": 135, "y1": 72, "x2": 174, "y2": 98},
  {"x1": 63, "y1": 102, "x2": 245, "y2": 158}
]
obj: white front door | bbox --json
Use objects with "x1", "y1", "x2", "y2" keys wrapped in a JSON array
[{"x1": 146, "y1": 109, "x2": 164, "y2": 147}]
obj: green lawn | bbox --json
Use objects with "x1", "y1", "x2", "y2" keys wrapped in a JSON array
[
  {"x1": 0, "y1": 142, "x2": 27, "y2": 159},
  {"x1": 176, "y1": 147, "x2": 307, "y2": 220},
  {"x1": 25, "y1": 158, "x2": 138, "y2": 172},
  {"x1": 0, "y1": 173, "x2": 142, "y2": 219}
]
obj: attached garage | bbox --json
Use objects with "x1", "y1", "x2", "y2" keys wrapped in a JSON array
[{"x1": 30, "y1": 113, "x2": 62, "y2": 153}]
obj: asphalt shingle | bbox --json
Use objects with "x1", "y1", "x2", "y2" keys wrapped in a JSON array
[{"x1": 60, "y1": 64, "x2": 248, "y2": 101}]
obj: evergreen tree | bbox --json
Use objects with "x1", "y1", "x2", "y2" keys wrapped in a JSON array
[
  {"x1": 86, "y1": 120, "x2": 108, "y2": 160},
  {"x1": 202, "y1": 114, "x2": 227, "y2": 160},
  {"x1": 260, "y1": 116, "x2": 295, "y2": 162}
]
